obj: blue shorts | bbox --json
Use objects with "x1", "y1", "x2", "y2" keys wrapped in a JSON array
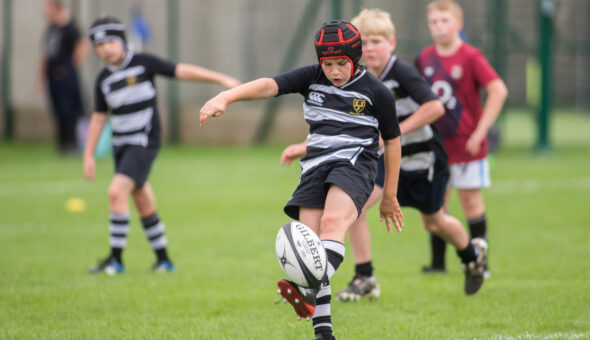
[
  {"x1": 113, "y1": 145, "x2": 159, "y2": 187},
  {"x1": 284, "y1": 161, "x2": 374, "y2": 220},
  {"x1": 375, "y1": 155, "x2": 446, "y2": 215}
]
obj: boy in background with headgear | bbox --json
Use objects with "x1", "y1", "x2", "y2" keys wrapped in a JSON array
[
  {"x1": 200, "y1": 19, "x2": 403, "y2": 340},
  {"x1": 416, "y1": 0, "x2": 508, "y2": 276},
  {"x1": 84, "y1": 16, "x2": 240, "y2": 275}
]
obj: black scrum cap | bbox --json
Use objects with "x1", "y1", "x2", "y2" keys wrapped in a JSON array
[{"x1": 314, "y1": 20, "x2": 362, "y2": 76}]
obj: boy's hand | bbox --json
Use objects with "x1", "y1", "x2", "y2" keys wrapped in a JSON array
[
  {"x1": 466, "y1": 131, "x2": 484, "y2": 156},
  {"x1": 83, "y1": 156, "x2": 95, "y2": 181},
  {"x1": 379, "y1": 195, "x2": 404, "y2": 233},
  {"x1": 199, "y1": 95, "x2": 228, "y2": 126},
  {"x1": 280, "y1": 142, "x2": 306, "y2": 166}
]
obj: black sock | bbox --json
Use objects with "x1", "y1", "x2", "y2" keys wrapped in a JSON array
[
  {"x1": 155, "y1": 248, "x2": 169, "y2": 262},
  {"x1": 456, "y1": 241, "x2": 477, "y2": 264},
  {"x1": 111, "y1": 248, "x2": 123, "y2": 264},
  {"x1": 468, "y1": 214, "x2": 487, "y2": 240},
  {"x1": 141, "y1": 213, "x2": 170, "y2": 262},
  {"x1": 430, "y1": 233, "x2": 447, "y2": 268},
  {"x1": 355, "y1": 261, "x2": 373, "y2": 277}
]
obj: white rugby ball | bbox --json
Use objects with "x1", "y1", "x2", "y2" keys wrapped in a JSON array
[{"x1": 275, "y1": 221, "x2": 327, "y2": 288}]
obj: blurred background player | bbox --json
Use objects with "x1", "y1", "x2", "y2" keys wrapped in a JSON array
[
  {"x1": 282, "y1": 8, "x2": 488, "y2": 298},
  {"x1": 199, "y1": 20, "x2": 403, "y2": 340},
  {"x1": 84, "y1": 16, "x2": 240, "y2": 275},
  {"x1": 416, "y1": 0, "x2": 508, "y2": 276},
  {"x1": 36, "y1": 0, "x2": 87, "y2": 155}
]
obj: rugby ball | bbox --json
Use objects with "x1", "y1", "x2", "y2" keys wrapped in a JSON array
[{"x1": 275, "y1": 221, "x2": 327, "y2": 288}]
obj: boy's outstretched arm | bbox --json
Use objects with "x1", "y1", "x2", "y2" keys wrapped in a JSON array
[
  {"x1": 379, "y1": 136, "x2": 404, "y2": 233},
  {"x1": 466, "y1": 78, "x2": 508, "y2": 155},
  {"x1": 83, "y1": 113, "x2": 108, "y2": 181},
  {"x1": 175, "y1": 63, "x2": 241, "y2": 89},
  {"x1": 199, "y1": 78, "x2": 279, "y2": 126}
]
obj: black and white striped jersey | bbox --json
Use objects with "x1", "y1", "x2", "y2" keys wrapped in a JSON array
[
  {"x1": 273, "y1": 64, "x2": 400, "y2": 178},
  {"x1": 379, "y1": 55, "x2": 448, "y2": 181},
  {"x1": 94, "y1": 51, "x2": 176, "y2": 148}
]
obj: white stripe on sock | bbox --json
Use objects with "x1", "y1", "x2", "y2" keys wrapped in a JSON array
[
  {"x1": 110, "y1": 237, "x2": 127, "y2": 248},
  {"x1": 109, "y1": 212, "x2": 130, "y2": 220},
  {"x1": 150, "y1": 235, "x2": 167, "y2": 249},
  {"x1": 109, "y1": 224, "x2": 129, "y2": 234},
  {"x1": 322, "y1": 240, "x2": 345, "y2": 257},
  {"x1": 144, "y1": 222, "x2": 164, "y2": 237},
  {"x1": 316, "y1": 284, "x2": 331, "y2": 299}
]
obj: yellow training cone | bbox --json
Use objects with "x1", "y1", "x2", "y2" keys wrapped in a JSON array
[{"x1": 65, "y1": 197, "x2": 86, "y2": 212}]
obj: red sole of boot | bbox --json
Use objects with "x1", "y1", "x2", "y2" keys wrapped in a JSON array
[{"x1": 277, "y1": 279, "x2": 315, "y2": 319}]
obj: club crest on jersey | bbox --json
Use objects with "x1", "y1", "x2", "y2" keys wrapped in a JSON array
[
  {"x1": 307, "y1": 91, "x2": 325, "y2": 106},
  {"x1": 350, "y1": 98, "x2": 366, "y2": 115},
  {"x1": 126, "y1": 76, "x2": 137, "y2": 86},
  {"x1": 451, "y1": 65, "x2": 463, "y2": 79}
]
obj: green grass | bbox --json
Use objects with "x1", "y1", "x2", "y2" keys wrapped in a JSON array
[{"x1": 1, "y1": 111, "x2": 589, "y2": 339}]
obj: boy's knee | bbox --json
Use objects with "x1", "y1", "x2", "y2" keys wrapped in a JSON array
[
  {"x1": 108, "y1": 186, "x2": 126, "y2": 204},
  {"x1": 424, "y1": 222, "x2": 441, "y2": 233},
  {"x1": 320, "y1": 214, "x2": 343, "y2": 235}
]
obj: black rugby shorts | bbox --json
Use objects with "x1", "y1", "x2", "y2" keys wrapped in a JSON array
[
  {"x1": 113, "y1": 145, "x2": 159, "y2": 187},
  {"x1": 284, "y1": 161, "x2": 374, "y2": 220},
  {"x1": 375, "y1": 155, "x2": 447, "y2": 214}
]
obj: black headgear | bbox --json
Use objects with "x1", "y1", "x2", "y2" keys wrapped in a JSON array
[
  {"x1": 314, "y1": 20, "x2": 362, "y2": 76},
  {"x1": 89, "y1": 16, "x2": 127, "y2": 48}
]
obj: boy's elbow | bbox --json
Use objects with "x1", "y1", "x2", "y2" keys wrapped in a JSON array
[
  {"x1": 490, "y1": 79, "x2": 509, "y2": 101},
  {"x1": 501, "y1": 83, "x2": 509, "y2": 100},
  {"x1": 262, "y1": 78, "x2": 279, "y2": 97}
]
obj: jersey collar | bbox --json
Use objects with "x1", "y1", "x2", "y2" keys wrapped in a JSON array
[
  {"x1": 378, "y1": 54, "x2": 398, "y2": 81},
  {"x1": 107, "y1": 50, "x2": 134, "y2": 72}
]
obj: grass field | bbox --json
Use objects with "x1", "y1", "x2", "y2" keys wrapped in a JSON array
[{"x1": 1, "y1": 110, "x2": 589, "y2": 339}]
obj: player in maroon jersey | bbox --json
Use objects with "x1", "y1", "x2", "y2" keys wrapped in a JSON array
[{"x1": 415, "y1": 0, "x2": 508, "y2": 276}]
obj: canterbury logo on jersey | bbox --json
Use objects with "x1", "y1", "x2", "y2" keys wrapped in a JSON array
[
  {"x1": 349, "y1": 98, "x2": 366, "y2": 115},
  {"x1": 307, "y1": 92, "x2": 325, "y2": 106}
]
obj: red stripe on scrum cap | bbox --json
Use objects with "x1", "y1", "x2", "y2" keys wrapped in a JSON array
[
  {"x1": 338, "y1": 28, "x2": 343, "y2": 43},
  {"x1": 318, "y1": 29, "x2": 325, "y2": 44}
]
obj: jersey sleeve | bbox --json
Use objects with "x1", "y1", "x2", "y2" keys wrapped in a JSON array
[
  {"x1": 471, "y1": 50, "x2": 499, "y2": 87},
  {"x1": 375, "y1": 85, "x2": 401, "y2": 140},
  {"x1": 395, "y1": 59, "x2": 437, "y2": 105},
  {"x1": 273, "y1": 65, "x2": 319, "y2": 96},
  {"x1": 141, "y1": 53, "x2": 177, "y2": 78},
  {"x1": 94, "y1": 72, "x2": 108, "y2": 113}
]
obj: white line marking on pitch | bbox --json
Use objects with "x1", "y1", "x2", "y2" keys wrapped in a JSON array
[{"x1": 490, "y1": 177, "x2": 590, "y2": 194}]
